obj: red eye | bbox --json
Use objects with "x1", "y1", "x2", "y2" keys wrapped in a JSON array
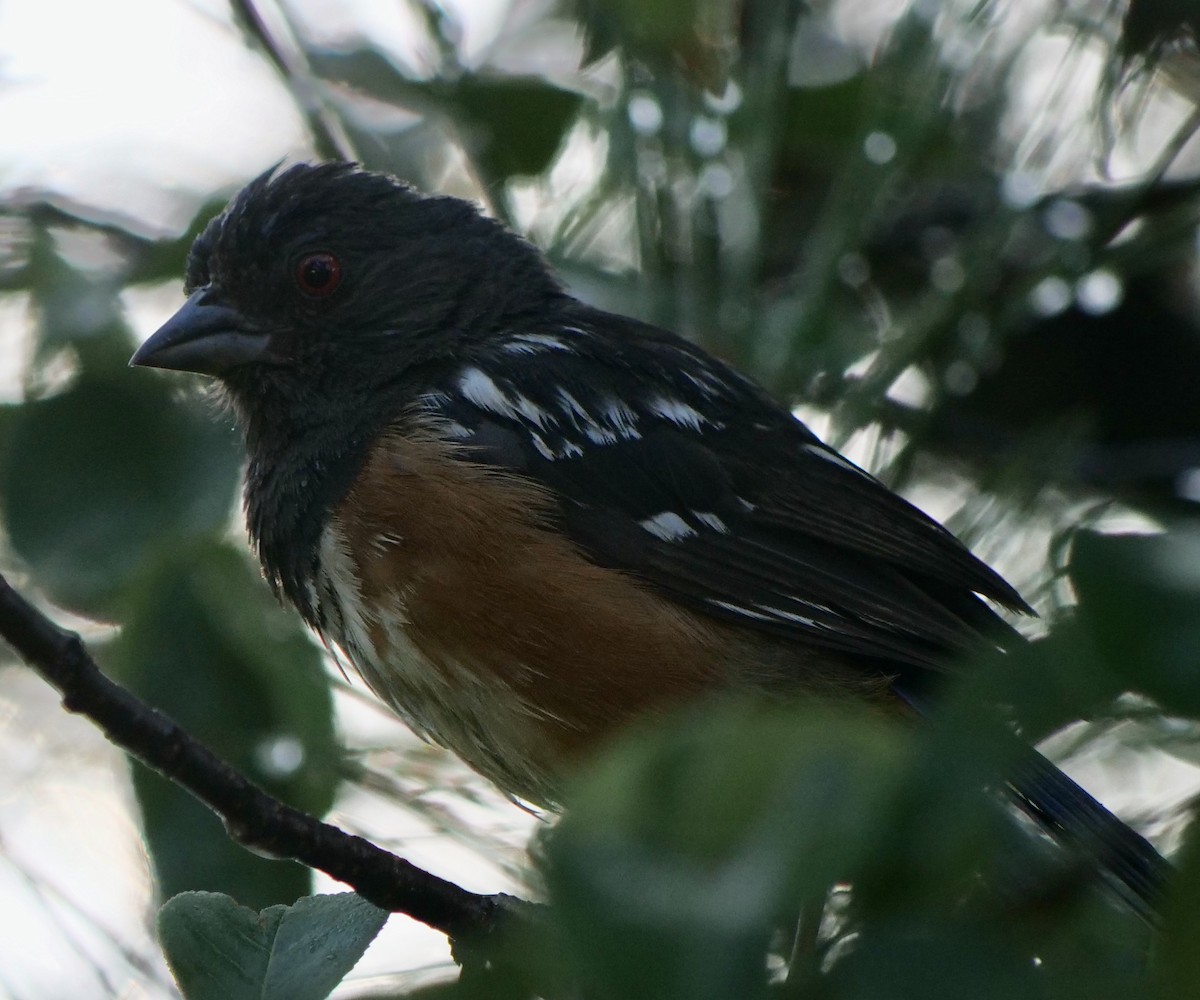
[{"x1": 295, "y1": 252, "x2": 342, "y2": 297}]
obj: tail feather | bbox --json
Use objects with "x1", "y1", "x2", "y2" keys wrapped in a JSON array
[
  {"x1": 1009, "y1": 745, "x2": 1169, "y2": 923},
  {"x1": 897, "y1": 685, "x2": 1169, "y2": 921}
]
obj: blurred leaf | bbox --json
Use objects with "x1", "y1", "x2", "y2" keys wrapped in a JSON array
[
  {"x1": 777, "y1": 77, "x2": 870, "y2": 165},
  {"x1": 450, "y1": 76, "x2": 583, "y2": 182},
  {"x1": 570, "y1": 0, "x2": 738, "y2": 89},
  {"x1": 942, "y1": 624, "x2": 1125, "y2": 748},
  {"x1": 108, "y1": 545, "x2": 339, "y2": 907},
  {"x1": 1121, "y1": 0, "x2": 1200, "y2": 62},
  {"x1": 1157, "y1": 814, "x2": 1200, "y2": 999},
  {"x1": 0, "y1": 372, "x2": 241, "y2": 614},
  {"x1": 823, "y1": 922, "x2": 1042, "y2": 1000},
  {"x1": 312, "y1": 48, "x2": 583, "y2": 184},
  {"x1": 4, "y1": 195, "x2": 227, "y2": 294},
  {"x1": 1070, "y1": 528, "x2": 1200, "y2": 717},
  {"x1": 547, "y1": 700, "x2": 910, "y2": 1000},
  {"x1": 23, "y1": 224, "x2": 125, "y2": 367},
  {"x1": 158, "y1": 891, "x2": 386, "y2": 1000},
  {"x1": 543, "y1": 686, "x2": 1157, "y2": 998},
  {"x1": 123, "y1": 197, "x2": 233, "y2": 286}
]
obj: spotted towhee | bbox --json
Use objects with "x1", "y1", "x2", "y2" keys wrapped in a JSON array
[{"x1": 132, "y1": 162, "x2": 1167, "y2": 918}]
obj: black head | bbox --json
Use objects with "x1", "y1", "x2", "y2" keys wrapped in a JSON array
[
  {"x1": 130, "y1": 163, "x2": 564, "y2": 615},
  {"x1": 131, "y1": 162, "x2": 562, "y2": 411}
]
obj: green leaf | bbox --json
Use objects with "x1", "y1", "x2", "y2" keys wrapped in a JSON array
[
  {"x1": 449, "y1": 76, "x2": 583, "y2": 182},
  {"x1": 158, "y1": 891, "x2": 387, "y2": 1000},
  {"x1": 0, "y1": 372, "x2": 241, "y2": 614},
  {"x1": 309, "y1": 51, "x2": 582, "y2": 183},
  {"x1": 109, "y1": 544, "x2": 339, "y2": 907},
  {"x1": 27, "y1": 233, "x2": 124, "y2": 355},
  {"x1": 123, "y1": 196, "x2": 232, "y2": 287},
  {"x1": 824, "y1": 923, "x2": 1042, "y2": 1000},
  {"x1": 547, "y1": 700, "x2": 910, "y2": 1000},
  {"x1": 1070, "y1": 527, "x2": 1200, "y2": 717},
  {"x1": 778, "y1": 77, "x2": 870, "y2": 165},
  {"x1": 544, "y1": 687, "x2": 1156, "y2": 998},
  {"x1": 1120, "y1": 0, "x2": 1200, "y2": 62},
  {"x1": 569, "y1": 0, "x2": 737, "y2": 88},
  {"x1": 1157, "y1": 813, "x2": 1200, "y2": 998}
]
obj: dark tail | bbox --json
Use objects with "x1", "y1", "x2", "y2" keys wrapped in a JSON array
[
  {"x1": 1008, "y1": 744, "x2": 1169, "y2": 924},
  {"x1": 897, "y1": 684, "x2": 1170, "y2": 921}
]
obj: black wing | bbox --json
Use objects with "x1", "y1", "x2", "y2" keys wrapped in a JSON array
[
  {"x1": 416, "y1": 311, "x2": 1171, "y2": 918},
  {"x1": 419, "y1": 307, "x2": 1029, "y2": 682}
]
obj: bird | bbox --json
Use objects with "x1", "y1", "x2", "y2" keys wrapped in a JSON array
[{"x1": 131, "y1": 161, "x2": 1168, "y2": 920}]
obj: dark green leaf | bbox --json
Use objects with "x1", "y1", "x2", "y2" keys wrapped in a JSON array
[
  {"x1": 1157, "y1": 814, "x2": 1200, "y2": 999},
  {"x1": 569, "y1": 0, "x2": 736, "y2": 88},
  {"x1": 310, "y1": 51, "x2": 583, "y2": 183},
  {"x1": 450, "y1": 76, "x2": 583, "y2": 182},
  {"x1": 0, "y1": 372, "x2": 241, "y2": 614},
  {"x1": 1121, "y1": 0, "x2": 1200, "y2": 62},
  {"x1": 826, "y1": 923, "x2": 1042, "y2": 1000},
  {"x1": 1070, "y1": 528, "x2": 1200, "y2": 717},
  {"x1": 548, "y1": 700, "x2": 910, "y2": 1000},
  {"x1": 109, "y1": 545, "x2": 339, "y2": 907}
]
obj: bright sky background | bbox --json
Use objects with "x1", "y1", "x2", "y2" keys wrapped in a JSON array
[{"x1": 0, "y1": 0, "x2": 304, "y2": 231}]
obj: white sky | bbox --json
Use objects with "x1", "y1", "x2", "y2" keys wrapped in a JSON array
[{"x1": 0, "y1": 0, "x2": 308, "y2": 232}]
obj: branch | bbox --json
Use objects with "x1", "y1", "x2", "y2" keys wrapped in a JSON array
[
  {"x1": 0, "y1": 572, "x2": 535, "y2": 947},
  {"x1": 229, "y1": 0, "x2": 357, "y2": 163}
]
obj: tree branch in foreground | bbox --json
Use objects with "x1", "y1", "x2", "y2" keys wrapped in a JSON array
[{"x1": 0, "y1": 572, "x2": 534, "y2": 947}]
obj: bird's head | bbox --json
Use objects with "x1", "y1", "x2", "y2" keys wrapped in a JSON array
[{"x1": 131, "y1": 162, "x2": 562, "y2": 414}]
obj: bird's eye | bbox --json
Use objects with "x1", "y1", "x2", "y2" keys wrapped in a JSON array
[{"x1": 295, "y1": 252, "x2": 342, "y2": 298}]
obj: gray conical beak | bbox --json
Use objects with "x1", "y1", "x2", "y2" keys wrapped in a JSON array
[{"x1": 130, "y1": 289, "x2": 269, "y2": 376}]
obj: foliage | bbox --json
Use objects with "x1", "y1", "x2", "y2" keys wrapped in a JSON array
[
  {"x1": 157, "y1": 892, "x2": 387, "y2": 1000},
  {"x1": 5, "y1": 0, "x2": 1200, "y2": 996}
]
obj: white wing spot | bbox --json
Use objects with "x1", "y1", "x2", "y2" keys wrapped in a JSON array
[
  {"x1": 513, "y1": 393, "x2": 552, "y2": 429},
  {"x1": 458, "y1": 367, "x2": 551, "y2": 430},
  {"x1": 557, "y1": 388, "x2": 620, "y2": 447},
  {"x1": 681, "y1": 369, "x2": 728, "y2": 398},
  {"x1": 647, "y1": 395, "x2": 707, "y2": 431},
  {"x1": 556, "y1": 387, "x2": 591, "y2": 421},
  {"x1": 513, "y1": 333, "x2": 571, "y2": 351},
  {"x1": 692, "y1": 511, "x2": 728, "y2": 533},
  {"x1": 603, "y1": 397, "x2": 642, "y2": 440},
  {"x1": 639, "y1": 511, "x2": 697, "y2": 541},
  {"x1": 803, "y1": 443, "x2": 868, "y2": 476},
  {"x1": 500, "y1": 342, "x2": 541, "y2": 356},
  {"x1": 458, "y1": 367, "x2": 511, "y2": 416},
  {"x1": 708, "y1": 599, "x2": 773, "y2": 622},
  {"x1": 584, "y1": 425, "x2": 618, "y2": 445},
  {"x1": 528, "y1": 432, "x2": 556, "y2": 461},
  {"x1": 755, "y1": 604, "x2": 817, "y2": 628}
]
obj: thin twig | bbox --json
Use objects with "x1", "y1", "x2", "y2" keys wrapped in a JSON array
[{"x1": 0, "y1": 572, "x2": 537, "y2": 948}]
